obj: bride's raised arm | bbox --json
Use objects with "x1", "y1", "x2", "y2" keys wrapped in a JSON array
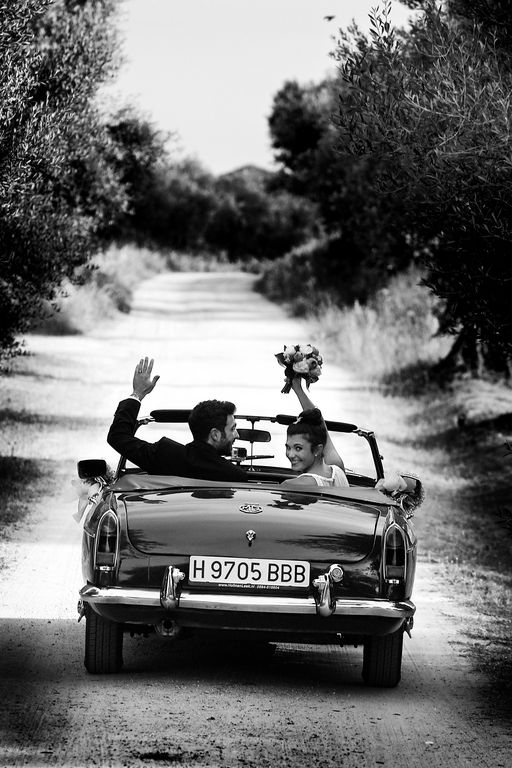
[{"x1": 290, "y1": 378, "x2": 345, "y2": 471}]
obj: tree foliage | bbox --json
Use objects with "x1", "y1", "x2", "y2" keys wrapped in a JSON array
[
  {"x1": 267, "y1": 78, "x2": 413, "y2": 305},
  {"x1": 104, "y1": 115, "x2": 213, "y2": 252},
  {"x1": 0, "y1": 0, "x2": 126, "y2": 357},
  {"x1": 206, "y1": 165, "x2": 317, "y2": 261},
  {"x1": 109, "y1": 151, "x2": 317, "y2": 261},
  {"x1": 335, "y1": 0, "x2": 512, "y2": 367}
]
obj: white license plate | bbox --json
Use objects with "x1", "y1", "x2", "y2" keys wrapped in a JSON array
[{"x1": 189, "y1": 555, "x2": 310, "y2": 588}]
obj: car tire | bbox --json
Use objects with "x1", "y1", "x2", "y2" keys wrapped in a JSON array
[
  {"x1": 84, "y1": 605, "x2": 124, "y2": 674},
  {"x1": 362, "y1": 627, "x2": 404, "y2": 688}
]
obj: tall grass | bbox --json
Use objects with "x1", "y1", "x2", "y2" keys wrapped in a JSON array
[
  {"x1": 310, "y1": 268, "x2": 452, "y2": 383},
  {"x1": 166, "y1": 250, "x2": 235, "y2": 271},
  {"x1": 34, "y1": 245, "x2": 168, "y2": 335}
]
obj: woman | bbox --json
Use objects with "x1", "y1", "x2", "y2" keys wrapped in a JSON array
[{"x1": 281, "y1": 378, "x2": 349, "y2": 488}]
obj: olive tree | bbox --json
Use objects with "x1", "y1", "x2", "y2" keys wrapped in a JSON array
[
  {"x1": 335, "y1": 0, "x2": 512, "y2": 373},
  {"x1": 0, "y1": 0, "x2": 126, "y2": 358}
]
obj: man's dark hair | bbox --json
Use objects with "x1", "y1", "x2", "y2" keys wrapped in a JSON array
[
  {"x1": 188, "y1": 399, "x2": 236, "y2": 441},
  {"x1": 287, "y1": 407, "x2": 327, "y2": 447}
]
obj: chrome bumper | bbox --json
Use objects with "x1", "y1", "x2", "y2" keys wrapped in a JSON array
[{"x1": 79, "y1": 584, "x2": 415, "y2": 619}]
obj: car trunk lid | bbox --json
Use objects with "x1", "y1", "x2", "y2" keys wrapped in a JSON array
[{"x1": 122, "y1": 485, "x2": 381, "y2": 564}]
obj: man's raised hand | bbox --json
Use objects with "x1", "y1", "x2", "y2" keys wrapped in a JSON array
[{"x1": 131, "y1": 357, "x2": 160, "y2": 400}]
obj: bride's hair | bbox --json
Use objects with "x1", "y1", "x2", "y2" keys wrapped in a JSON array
[{"x1": 287, "y1": 407, "x2": 327, "y2": 447}]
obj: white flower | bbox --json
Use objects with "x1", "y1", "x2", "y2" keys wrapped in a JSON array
[
  {"x1": 284, "y1": 345, "x2": 296, "y2": 357},
  {"x1": 293, "y1": 360, "x2": 310, "y2": 374},
  {"x1": 299, "y1": 344, "x2": 313, "y2": 355},
  {"x1": 376, "y1": 472, "x2": 407, "y2": 494}
]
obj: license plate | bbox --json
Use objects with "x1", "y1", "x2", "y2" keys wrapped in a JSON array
[{"x1": 189, "y1": 555, "x2": 310, "y2": 588}]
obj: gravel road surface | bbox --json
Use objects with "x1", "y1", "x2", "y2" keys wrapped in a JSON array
[{"x1": 0, "y1": 272, "x2": 510, "y2": 767}]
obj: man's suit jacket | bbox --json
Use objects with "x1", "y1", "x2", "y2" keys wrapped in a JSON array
[{"x1": 107, "y1": 398, "x2": 248, "y2": 482}]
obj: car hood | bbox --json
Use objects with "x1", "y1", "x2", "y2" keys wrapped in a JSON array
[{"x1": 120, "y1": 484, "x2": 382, "y2": 563}]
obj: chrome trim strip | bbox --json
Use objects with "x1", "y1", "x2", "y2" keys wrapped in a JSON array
[
  {"x1": 79, "y1": 585, "x2": 415, "y2": 618},
  {"x1": 80, "y1": 585, "x2": 160, "y2": 606}
]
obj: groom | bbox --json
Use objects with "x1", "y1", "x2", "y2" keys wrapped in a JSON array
[{"x1": 107, "y1": 357, "x2": 249, "y2": 482}]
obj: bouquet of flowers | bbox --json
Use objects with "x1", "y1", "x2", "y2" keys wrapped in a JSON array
[
  {"x1": 375, "y1": 472, "x2": 425, "y2": 513},
  {"x1": 275, "y1": 343, "x2": 323, "y2": 394}
]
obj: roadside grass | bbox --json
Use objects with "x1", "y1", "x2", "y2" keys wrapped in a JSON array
[
  {"x1": 432, "y1": 392, "x2": 512, "y2": 702},
  {"x1": 35, "y1": 245, "x2": 168, "y2": 335},
  {"x1": 356, "y1": 372, "x2": 512, "y2": 699},
  {"x1": 0, "y1": 401, "x2": 108, "y2": 549},
  {"x1": 34, "y1": 246, "x2": 241, "y2": 336},
  {"x1": 0, "y1": 456, "x2": 53, "y2": 554},
  {"x1": 310, "y1": 267, "x2": 452, "y2": 382}
]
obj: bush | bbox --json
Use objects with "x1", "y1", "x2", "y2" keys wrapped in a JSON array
[
  {"x1": 165, "y1": 250, "x2": 233, "y2": 272},
  {"x1": 255, "y1": 237, "x2": 334, "y2": 314}
]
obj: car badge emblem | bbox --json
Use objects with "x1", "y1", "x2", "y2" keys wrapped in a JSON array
[
  {"x1": 239, "y1": 503, "x2": 263, "y2": 514},
  {"x1": 245, "y1": 530, "x2": 256, "y2": 546}
]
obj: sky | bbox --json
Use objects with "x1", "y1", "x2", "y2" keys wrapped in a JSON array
[{"x1": 108, "y1": 0, "x2": 416, "y2": 176}]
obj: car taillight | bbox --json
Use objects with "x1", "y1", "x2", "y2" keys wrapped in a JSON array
[
  {"x1": 95, "y1": 510, "x2": 119, "y2": 569},
  {"x1": 384, "y1": 524, "x2": 406, "y2": 582}
]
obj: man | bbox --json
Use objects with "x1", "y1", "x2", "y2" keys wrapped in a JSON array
[{"x1": 107, "y1": 357, "x2": 248, "y2": 482}]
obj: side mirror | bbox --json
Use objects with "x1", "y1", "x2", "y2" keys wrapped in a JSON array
[
  {"x1": 77, "y1": 459, "x2": 108, "y2": 479},
  {"x1": 400, "y1": 474, "x2": 421, "y2": 494}
]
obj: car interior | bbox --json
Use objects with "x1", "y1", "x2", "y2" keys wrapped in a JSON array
[{"x1": 114, "y1": 410, "x2": 383, "y2": 489}]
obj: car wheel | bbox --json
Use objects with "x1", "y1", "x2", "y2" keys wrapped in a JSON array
[
  {"x1": 362, "y1": 627, "x2": 404, "y2": 688},
  {"x1": 84, "y1": 605, "x2": 124, "y2": 674}
]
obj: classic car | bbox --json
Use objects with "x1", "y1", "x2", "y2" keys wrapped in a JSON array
[{"x1": 77, "y1": 409, "x2": 420, "y2": 687}]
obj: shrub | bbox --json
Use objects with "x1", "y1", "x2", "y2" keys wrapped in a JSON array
[{"x1": 255, "y1": 237, "x2": 333, "y2": 314}]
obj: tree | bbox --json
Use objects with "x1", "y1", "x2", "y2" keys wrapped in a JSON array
[
  {"x1": 335, "y1": 0, "x2": 512, "y2": 372},
  {"x1": 268, "y1": 79, "x2": 413, "y2": 305},
  {"x1": 0, "y1": 0, "x2": 126, "y2": 358},
  {"x1": 206, "y1": 165, "x2": 317, "y2": 261}
]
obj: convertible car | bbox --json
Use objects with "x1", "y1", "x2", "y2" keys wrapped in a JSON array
[{"x1": 77, "y1": 409, "x2": 421, "y2": 687}]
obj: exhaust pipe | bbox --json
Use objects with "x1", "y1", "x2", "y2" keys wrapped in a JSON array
[{"x1": 155, "y1": 619, "x2": 181, "y2": 638}]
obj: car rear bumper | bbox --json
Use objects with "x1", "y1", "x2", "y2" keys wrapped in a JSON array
[{"x1": 80, "y1": 584, "x2": 415, "y2": 619}]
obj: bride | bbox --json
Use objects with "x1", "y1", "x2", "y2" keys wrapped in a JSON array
[{"x1": 281, "y1": 377, "x2": 349, "y2": 488}]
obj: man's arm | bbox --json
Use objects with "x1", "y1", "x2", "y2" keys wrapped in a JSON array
[
  {"x1": 107, "y1": 398, "x2": 151, "y2": 469},
  {"x1": 107, "y1": 358, "x2": 168, "y2": 471}
]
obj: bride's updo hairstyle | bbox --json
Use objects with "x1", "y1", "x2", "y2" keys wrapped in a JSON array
[{"x1": 287, "y1": 408, "x2": 327, "y2": 448}]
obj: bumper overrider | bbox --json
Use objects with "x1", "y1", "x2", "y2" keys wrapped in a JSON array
[{"x1": 79, "y1": 565, "x2": 415, "y2": 632}]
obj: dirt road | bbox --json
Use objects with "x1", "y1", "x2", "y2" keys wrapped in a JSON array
[{"x1": 0, "y1": 272, "x2": 509, "y2": 767}]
